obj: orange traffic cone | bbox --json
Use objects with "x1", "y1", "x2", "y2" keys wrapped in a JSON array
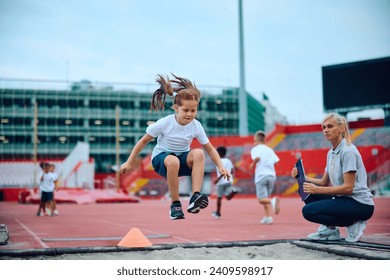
[{"x1": 117, "y1": 227, "x2": 153, "y2": 248}]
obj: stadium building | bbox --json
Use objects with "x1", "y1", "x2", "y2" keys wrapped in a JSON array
[
  {"x1": 0, "y1": 79, "x2": 277, "y2": 173},
  {"x1": 1, "y1": 78, "x2": 389, "y2": 202}
]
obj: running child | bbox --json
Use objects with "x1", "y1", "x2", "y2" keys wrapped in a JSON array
[
  {"x1": 250, "y1": 131, "x2": 281, "y2": 224},
  {"x1": 212, "y1": 146, "x2": 238, "y2": 219}
]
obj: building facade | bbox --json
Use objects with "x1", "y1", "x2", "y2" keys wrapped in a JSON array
[
  {"x1": 1, "y1": 79, "x2": 266, "y2": 172},
  {"x1": 259, "y1": 92, "x2": 288, "y2": 132}
]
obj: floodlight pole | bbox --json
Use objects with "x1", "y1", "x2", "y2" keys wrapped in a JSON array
[
  {"x1": 238, "y1": 0, "x2": 248, "y2": 136},
  {"x1": 33, "y1": 102, "x2": 38, "y2": 189},
  {"x1": 115, "y1": 105, "x2": 120, "y2": 192}
]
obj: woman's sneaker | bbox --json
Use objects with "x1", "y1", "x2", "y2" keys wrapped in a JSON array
[
  {"x1": 345, "y1": 220, "x2": 367, "y2": 242},
  {"x1": 307, "y1": 225, "x2": 341, "y2": 240},
  {"x1": 187, "y1": 192, "x2": 209, "y2": 213},
  {"x1": 170, "y1": 202, "x2": 185, "y2": 220}
]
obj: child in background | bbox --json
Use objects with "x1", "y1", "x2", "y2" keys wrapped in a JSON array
[
  {"x1": 49, "y1": 164, "x2": 59, "y2": 216},
  {"x1": 250, "y1": 131, "x2": 281, "y2": 224},
  {"x1": 119, "y1": 74, "x2": 230, "y2": 220},
  {"x1": 36, "y1": 162, "x2": 47, "y2": 216},
  {"x1": 37, "y1": 162, "x2": 58, "y2": 216},
  {"x1": 212, "y1": 146, "x2": 238, "y2": 219}
]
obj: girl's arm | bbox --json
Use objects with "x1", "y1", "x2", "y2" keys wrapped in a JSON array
[
  {"x1": 119, "y1": 134, "x2": 154, "y2": 174},
  {"x1": 203, "y1": 142, "x2": 231, "y2": 181}
]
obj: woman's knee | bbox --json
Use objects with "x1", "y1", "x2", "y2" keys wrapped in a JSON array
[{"x1": 302, "y1": 205, "x2": 317, "y2": 221}]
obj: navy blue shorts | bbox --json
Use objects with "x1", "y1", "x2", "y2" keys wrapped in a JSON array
[
  {"x1": 152, "y1": 151, "x2": 192, "y2": 178},
  {"x1": 41, "y1": 191, "x2": 53, "y2": 202}
]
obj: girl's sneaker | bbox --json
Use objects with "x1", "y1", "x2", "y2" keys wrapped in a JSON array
[
  {"x1": 170, "y1": 202, "x2": 185, "y2": 220},
  {"x1": 187, "y1": 192, "x2": 209, "y2": 214}
]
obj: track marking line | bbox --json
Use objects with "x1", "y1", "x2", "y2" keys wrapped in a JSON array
[
  {"x1": 15, "y1": 219, "x2": 49, "y2": 249},
  {"x1": 42, "y1": 234, "x2": 171, "y2": 242}
]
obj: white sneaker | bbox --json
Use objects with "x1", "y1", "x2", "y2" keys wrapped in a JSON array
[
  {"x1": 260, "y1": 216, "x2": 273, "y2": 224},
  {"x1": 53, "y1": 210, "x2": 59, "y2": 216},
  {"x1": 345, "y1": 220, "x2": 367, "y2": 242},
  {"x1": 270, "y1": 197, "x2": 280, "y2": 215},
  {"x1": 307, "y1": 225, "x2": 341, "y2": 240}
]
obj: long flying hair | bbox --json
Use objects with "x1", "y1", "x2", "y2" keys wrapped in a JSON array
[{"x1": 150, "y1": 73, "x2": 201, "y2": 111}]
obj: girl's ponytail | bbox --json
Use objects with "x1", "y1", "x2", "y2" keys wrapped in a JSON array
[
  {"x1": 150, "y1": 73, "x2": 200, "y2": 111},
  {"x1": 150, "y1": 74, "x2": 174, "y2": 111}
]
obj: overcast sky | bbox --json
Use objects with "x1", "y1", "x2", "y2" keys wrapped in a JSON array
[{"x1": 1, "y1": 0, "x2": 389, "y2": 124}]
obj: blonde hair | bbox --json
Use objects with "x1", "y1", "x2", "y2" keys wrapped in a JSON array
[
  {"x1": 150, "y1": 73, "x2": 201, "y2": 111},
  {"x1": 322, "y1": 112, "x2": 351, "y2": 145},
  {"x1": 254, "y1": 130, "x2": 266, "y2": 142}
]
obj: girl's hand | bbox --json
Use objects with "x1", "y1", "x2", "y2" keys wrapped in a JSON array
[
  {"x1": 291, "y1": 167, "x2": 298, "y2": 178},
  {"x1": 219, "y1": 168, "x2": 231, "y2": 181},
  {"x1": 119, "y1": 162, "x2": 132, "y2": 174}
]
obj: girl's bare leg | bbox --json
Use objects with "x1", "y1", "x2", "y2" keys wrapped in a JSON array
[
  {"x1": 187, "y1": 149, "x2": 205, "y2": 193},
  {"x1": 164, "y1": 155, "x2": 180, "y2": 202}
]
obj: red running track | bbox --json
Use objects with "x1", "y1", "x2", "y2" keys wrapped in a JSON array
[{"x1": 0, "y1": 196, "x2": 389, "y2": 250}]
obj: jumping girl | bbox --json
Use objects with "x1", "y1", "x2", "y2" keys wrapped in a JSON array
[{"x1": 119, "y1": 74, "x2": 230, "y2": 220}]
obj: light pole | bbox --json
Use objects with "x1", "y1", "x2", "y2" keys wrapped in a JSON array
[{"x1": 238, "y1": 0, "x2": 248, "y2": 136}]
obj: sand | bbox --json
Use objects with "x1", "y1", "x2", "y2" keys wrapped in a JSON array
[{"x1": 2, "y1": 242, "x2": 359, "y2": 260}]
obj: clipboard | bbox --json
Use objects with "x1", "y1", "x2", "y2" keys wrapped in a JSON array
[{"x1": 295, "y1": 159, "x2": 310, "y2": 201}]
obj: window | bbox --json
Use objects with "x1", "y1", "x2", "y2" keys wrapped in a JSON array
[
  {"x1": 139, "y1": 101, "x2": 150, "y2": 109},
  {"x1": 119, "y1": 100, "x2": 135, "y2": 109}
]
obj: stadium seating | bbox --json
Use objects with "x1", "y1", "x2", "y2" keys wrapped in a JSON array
[
  {"x1": 2, "y1": 120, "x2": 389, "y2": 201},
  {"x1": 127, "y1": 119, "x2": 389, "y2": 198}
]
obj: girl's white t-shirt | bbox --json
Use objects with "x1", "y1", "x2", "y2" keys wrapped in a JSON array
[{"x1": 146, "y1": 114, "x2": 209, "y2": 160}]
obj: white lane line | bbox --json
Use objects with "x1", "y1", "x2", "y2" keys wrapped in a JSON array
[
  {"x1": 141, "y1": 228, "x2": 196, "y2": 243},
  {"x1": 15, "y1": 219, "x2": 49, "y2": 249}
]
